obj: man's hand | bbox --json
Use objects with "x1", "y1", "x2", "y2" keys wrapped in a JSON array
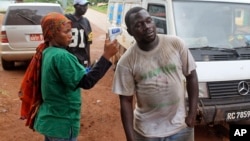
[{"x1": 185, "y1": 114, "x2": 196, "y2": 127}]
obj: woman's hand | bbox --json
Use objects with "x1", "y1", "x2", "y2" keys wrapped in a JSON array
[{"x1": 102, "y1": 34, "x2": 119, "y2": 60}]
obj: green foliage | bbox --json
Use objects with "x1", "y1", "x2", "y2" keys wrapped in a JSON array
[
  {"x1": 22, "y1": 0, "x2": 108, "y2": 14},
  {"x1": 24, "y1": 0, "x2": 63, "y2": 6},
  {"x1": 23, "y1": 0, "x2": 109, "y2": 4},
  {"x1": 89, "y1": 0, "x2": 108, "y2": 4},
  {"x1": 64, "y1": 5, "x2": 74, "y2": 13},
  {"x1": 24, "y1": 0, "x2": 57, "y2": 2},
  {"x1": 90, "y1": 5, "x2": 107, "y2": 14}
]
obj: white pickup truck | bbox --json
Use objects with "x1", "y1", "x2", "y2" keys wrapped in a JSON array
[{"x1": 107, "y1": 0, "x2": 250, "y2": 126}]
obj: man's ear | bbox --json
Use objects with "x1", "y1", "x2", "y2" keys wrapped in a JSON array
[{"x1": 127, "y1": 28, "x2": 132, "y2": 36}]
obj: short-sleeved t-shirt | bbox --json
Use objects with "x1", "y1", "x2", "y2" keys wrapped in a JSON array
[
  {"x1": 65, "y1": 14, "x2": 92, "y2": 67},
  {"x1": 34, "y1": 47, "x2": 86, "y2": 138},
  {"x1": 112, "y1": 34, "x2": 196, "y2": 137}
]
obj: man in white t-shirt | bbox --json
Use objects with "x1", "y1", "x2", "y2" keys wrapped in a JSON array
[{"x1": 112, "y1": 7, "x2": 199, "y2": 141}]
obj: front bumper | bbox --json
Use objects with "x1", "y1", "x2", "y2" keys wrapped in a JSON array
[
  {"x1": 0, "y1": 44, "x2": 36, "y2": 61},
  {"x1": 0, "y1": 50, "x2": 35, "y2": 61},
  {"x1": 197, "y1": 96, "x2": 250, "y2": 125}
]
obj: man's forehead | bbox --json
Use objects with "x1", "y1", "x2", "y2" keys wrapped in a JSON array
[
  {"x1": 130, "y1": 10, "x2": 150, "y2": 22},
  {"x1": 134, "y1": 9, "x2": 148, "y2": 16}
]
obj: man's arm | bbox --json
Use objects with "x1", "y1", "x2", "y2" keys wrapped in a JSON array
[
  {"x1": 119, "y1": 95, "x2": 135, "y2": 141},
  {"x1": 185, "y1": 69, "x2": 199, "y2": 127}
]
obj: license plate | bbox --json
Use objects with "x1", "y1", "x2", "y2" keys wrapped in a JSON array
[
  {"x1": 30, "y1": 34, "x2": 43, "y2": 41},
  {"x1": 226, "y1": 110, "x2": 250, "y2": 121}
]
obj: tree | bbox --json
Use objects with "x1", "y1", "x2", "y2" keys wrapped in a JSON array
[
  {"x1": 15, "y1": 0, "x2": 23, "y2": 2},
  {"x1": 89, "y1": 0, "x2": 108, "y2": 4}
]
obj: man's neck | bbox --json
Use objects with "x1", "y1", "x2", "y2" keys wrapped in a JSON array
[
  {"x1": 73, "y1": 13, "x2": 83, "y2": 20},
  {"x1": 138, "y1": 35, "x2": 159, "y2": 51}
]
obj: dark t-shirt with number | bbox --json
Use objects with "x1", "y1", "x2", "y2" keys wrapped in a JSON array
[{"x1": 65, "y1": 14, "x2": 93, "y2": 67}]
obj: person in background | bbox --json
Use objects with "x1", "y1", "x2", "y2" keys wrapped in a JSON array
[
  {"x1": 19, "y1": 12, "x2": 118, "y2": 141},
  {"x1": 112, "y1": 7, "x2": 199, "y2": 141},
  {"x1": 65, "y1": 0, "x2": 93, "y2": 68}
]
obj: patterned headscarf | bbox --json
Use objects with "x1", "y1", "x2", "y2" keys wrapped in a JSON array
[
  {"x1": 19, "y1": 12, "x2": 71, "y2": 130},
  {"x1": 41, "y1": 12, "x2": 71, "y2": 42}
]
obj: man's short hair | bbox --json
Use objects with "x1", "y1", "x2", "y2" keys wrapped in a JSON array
[{"x1": 125, "y1": 7, "x2": 146, "y2": 30}]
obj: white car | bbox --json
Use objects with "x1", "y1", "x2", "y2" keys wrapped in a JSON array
[{"x1": 0, "y1": 2, "x2": 64, "y2": 70}]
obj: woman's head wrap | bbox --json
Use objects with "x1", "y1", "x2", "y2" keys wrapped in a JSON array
[{"x1": 41, "y1": 12, "x2": 71, "y2": 42}]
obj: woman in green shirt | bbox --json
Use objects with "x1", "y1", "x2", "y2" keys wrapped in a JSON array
[{"x1": 20, "y1": 12, "x2": 118, "y2": 141}]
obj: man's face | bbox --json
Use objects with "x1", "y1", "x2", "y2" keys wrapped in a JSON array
[
  {"x1": 128, "y1": 10, "x2": 157, "y2": 43},
  {"x1": 75, "y1": 4, "x2": 88, "y2": 15}
]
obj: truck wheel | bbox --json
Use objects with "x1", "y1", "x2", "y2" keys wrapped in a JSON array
[{"x1": 1, "y1": 58, "x2": 15, "y2": 70}]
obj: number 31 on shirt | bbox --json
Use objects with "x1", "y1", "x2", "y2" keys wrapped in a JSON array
[{"x1": 68, "y1": 28, "x2": 86, "y2": 48}]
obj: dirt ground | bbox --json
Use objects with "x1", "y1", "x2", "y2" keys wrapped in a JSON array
[{"x1": 0, "y1": 13, "x2": 229, "y2": 141}]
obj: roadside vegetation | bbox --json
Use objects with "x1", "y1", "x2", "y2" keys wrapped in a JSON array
[
  {"x1": 0, "y1": 0, "x2": 107, "y2": 14},
  {"x1": 24, "y1": 0, "x2": 108, "y2": 14},
  {"x1": 90, "y1": 4, "x2": 107, "y2": 14}
]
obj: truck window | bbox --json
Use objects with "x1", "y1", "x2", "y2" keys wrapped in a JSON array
[
  {"x1": 148, "y1": 4, "x2": 167, "y2": 34},
  {"x1": 173, "y1": 1, "x2": 250, "y2": 51}
]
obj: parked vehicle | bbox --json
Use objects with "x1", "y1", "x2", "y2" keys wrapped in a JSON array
[
  {"x1": 0, "y1": 2, "x2": 64, "y2": 70},
  {"x1": 107, "y1": 0, "x2": 250, "y2": 126}
]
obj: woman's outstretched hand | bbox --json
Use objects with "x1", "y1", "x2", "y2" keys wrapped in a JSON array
[{"x1": 102, "y1": 33, "x2": 119, "y2": 60}]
